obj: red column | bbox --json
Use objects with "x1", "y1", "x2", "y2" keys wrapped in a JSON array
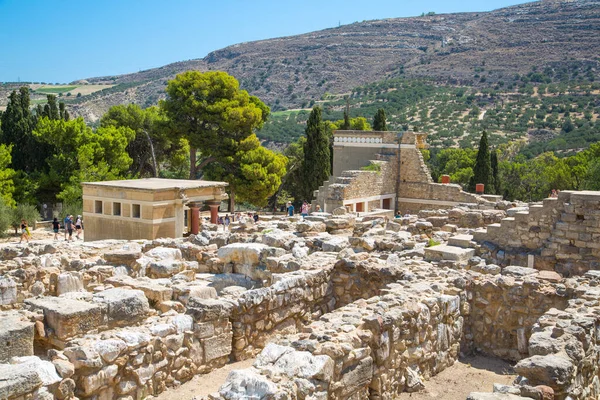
[
  {"x1": 476, "y1": 183, "x2": 485, "y2": 194},
  {"x1": 190, "y1": 206, "x2": 200, "y2": 235},
  {"x1": 209, "y1": 205, "x2": 219, "y2": 224},
  {"x1": 441, "y1": 175, "x2": 450, "y2": 184}
]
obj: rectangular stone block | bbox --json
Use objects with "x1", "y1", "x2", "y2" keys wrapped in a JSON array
[
  {"x1": 0, "y1": 315, "x2": 34, "y2": 362},
  {"x1": 203, "y1": 332, "x2": 233, "y2": 362},
  {"x1": 25, "y1": 297, "x2": 103, "y2": 341}
]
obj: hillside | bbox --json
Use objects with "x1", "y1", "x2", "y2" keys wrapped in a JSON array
[{"x1": 51, "y1": 0, "x2": 600, "y2": 123}]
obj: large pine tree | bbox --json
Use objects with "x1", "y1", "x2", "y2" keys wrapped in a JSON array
[
  {"x1": 373, "y1": 108, "x2": 387, "y2": 131},
  {"x1": 302, "y1": 106, "x2": 330, "y2": 201},
  {"x1": 491, "y1": 150, "x2": 500, "y2": 195},
  {"x1": 470, "y1": 131, "x2": 492, "y2": 193}
]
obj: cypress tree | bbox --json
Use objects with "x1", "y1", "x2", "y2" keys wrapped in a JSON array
[
  {"x1": 373, "y1": 108, "x2": 387, "y2": 131},
  {"x1": 470, "y1": 131, "x2": 492, "y2": 193},
  {"x1": 342, "y1": 99, "x2": 350, "y2": 130},
  {"x1": 302, "y1": 106, "x2": 330, "y2": 200},
  {"x1": 491, "y1": 149, "x2": 500, "y2": 195}
]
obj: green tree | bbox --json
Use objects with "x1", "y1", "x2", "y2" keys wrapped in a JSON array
[
  {"x1": 470, "y1": 131, "x2": 492, "y2": 193},
  {"x1": 0, "y1": 87, "x2": 47, "y2": 173},
  {"x1": 162, "y1": 71, "x2": 268, "y2": 180},
  {"x1": 490, "y1": 149, "x2": 500, "y2": 195},
  {"x1": 373, "y1": 108, "x2": 388, "y2": 131},
  {"x1": 10, "y1": 204, "x2": 40, "y2": 234},
  {"x1": 101, "y1": 104, "x2": 186, "y2": 177},
  {"x1": 0, "y1": 199, "x2": 12, "y2": 237},
  {"x1": 342, "y1": 99, "x2": 350, "y2": 130},
  {"x1": 0, "y1": 144, "x2": 15, "y2": 207},
  {"x1": 273, "y1": 136, "x2": 306, "y2": 208},
  {"x1": 301, "y1": 106, "x2": 330, "y2": 200}
]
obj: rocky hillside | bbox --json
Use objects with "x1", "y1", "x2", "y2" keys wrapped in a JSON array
[{"x1": 63, "y1": 0, "x2": 600, "y2": 122}]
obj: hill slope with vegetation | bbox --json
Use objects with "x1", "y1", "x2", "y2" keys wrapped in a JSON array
[{"x1": 19, "y1": 0, "x2": 598, "y2": 122}]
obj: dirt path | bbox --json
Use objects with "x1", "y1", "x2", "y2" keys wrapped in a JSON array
[
  {"x1": 397, "y1": 355, "x2": 516, "y2": 399},
  {"x1": 152, "y1": 359, "x2": 255, "y2": 400}
]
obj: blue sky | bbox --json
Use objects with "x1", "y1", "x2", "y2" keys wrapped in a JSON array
[{"x1": 0, "y1": 0, "x2": 527, "y2": 83}]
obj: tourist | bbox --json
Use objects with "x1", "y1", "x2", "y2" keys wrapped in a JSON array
[
  {"x1": 253, "y1": 213, "x2": 259, "y2": 223},
  {"x1": 301, "y1": 201, "x2": 310, "y2": 218},
  {"x1": 287, "y1": 201, "x2": 294, "y2": 217},
  {"x1": 65, "y1": 215, "x2": 74, "y2": 242},
  {"x1": 19, "y1": 219, "x2": 30, "y2": 244},
  {"x1": 75, "y1": 215, "x2": 83, "y2": 240},
  {"x1": 63, "y1": 214, "x2": 70, "y2": 240},
  {"x1": 315, "y1": 204, "x2": 321, "y2": 213},
  {"x1": 224, "y1": 214, "x2": 231, "y2": 231},
  {"x1": 52, "y1": 217, "x2": 60, "y2": 240}
]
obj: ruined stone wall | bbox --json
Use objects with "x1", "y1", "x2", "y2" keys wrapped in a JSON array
[
  {"x1": 476, "y1": 191, "x2": 600, "y2": 276},
  {"x1": 229, "y1": 268, "x2": 335, "y2": 360},
  {"x1": 212, "y1": 267, "x2": 469, "y2": 400},
  {"x1": 466, "y1": 274, "x2": 570, "y2": 361}
]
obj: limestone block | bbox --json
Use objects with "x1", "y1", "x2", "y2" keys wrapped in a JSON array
[
  {"x1": 0, "y1": 362, "x2": 43, "y2": 399},
  {"x1": 0, "y1": 314, "x2": 34, "y2": 362},
  {"x1": 105, "y1": 275, "x2": 173, "y2": 303},
  {"x1": 92, "y1": 288, "x2": 149, "y2": 326},
  {"x1": 447, "y1": 234, "x2": 474, "y2": 249},
  {"x1": 322, "y1": 237, "x2": 350, "y2": 252},
  {"x1": 103, "y1": 248, "x2": 143, "y2": 267},
  {"x1": 10, "y1": 356, "x2": 61, "y2": 386},
  {"x1": 56, "y1": 272, "x2": 84, "y2": 295},
  {"x1": 0, "y1": 276, "x2": 17, "y2": 305},
  {"x1": 94, "y1": 339, "x2": 128, "y2": 363},
  {"x1": 203, "y1": 332, "x2": 233, "y2": 362},
  {"x1": 514, "y1": 355, "x2": 575, "y2": 391},
  {"x1": 25, "y1": 297, "x2": 103, "y2": 341},
  {"x1": 147, "y1": 260, "x2": 184, "y2": 278},
  {"x1": 187, "y1": 298, "x2": 233, "y2": 322},
  {"x1": 501, "y1": 266, "x2": 539, "y2": 278},
  {"x1": 218, "y1": 243, "x2": 271, "y2": 266},
  {"x1": 145, "y1": 246, "x2": 182, "y2": 260},
  {"x1": 218, "y1": 369, "x2": 279, "y2": 398},
  {"x1": 423, "y1": 245, "x2": 475, "y2": 265}
]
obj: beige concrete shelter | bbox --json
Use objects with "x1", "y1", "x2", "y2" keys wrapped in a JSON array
[{"x1": 82, "y1": 178, "x2": 228, "y2": 241}]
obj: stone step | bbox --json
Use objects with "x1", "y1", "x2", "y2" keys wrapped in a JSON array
[
  {"x1": 472, "y1": 228, "x2": 488, "y2": 242},
  {"x1": 485, "y1": 223, "x2": 503, "y2": 240},
  {"x1": 513, "y1": 212, "x2": 530, "y2": 223},
  {"x1": 500, "y1": 217, "x2": 516, "y2": 230},
  {"x1": 447, "y1": 234, "x2": 474, "y2": 248},
  {"x1": 424, "y1": 245, "x2": 475, "y2": 265}
]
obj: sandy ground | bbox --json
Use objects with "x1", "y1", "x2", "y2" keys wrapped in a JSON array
[
  {"x1": 1, "y1": 227, "x2": 84, "y2": 245},
  {"x1": 152, "y1": 359, "x2": 255, "y2": 400},
  {"x1": 397, "y1": 355, "x2": 516, "y2": 399},
  {"x1": 152, "y1": 355, "x2": 513, "y2": 400}
]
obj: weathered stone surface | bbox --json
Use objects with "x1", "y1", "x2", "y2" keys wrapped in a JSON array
[
  {"x1": 424, "y1": 244, "x2": 475, "y2": 264},
  {"x1": 502, "y1": 266, "x2": 539, "y2": 278},
  {"x1": 218, "y1": 369, "x2": 279, "y2": 399},
  {"x1": 93, "y1": 288, "x2": 150, "y2": 325},
  {"x1": 515, "y1": 355, "x2": 575, "y2": 390},
  {"x1": 11, "y1": 356, "x2": 61, "y2": 386},
  {"x1": 25, "y1": 296, "x2": 103, "y2": 341},
  {"x1": 0, "y1": 362, "x2": 43, "y2": 399},
  {"x1": 467, "y1": 393, "x2": 531, "y2": 400},
  {"x1": 0, "y1": 314, "x2": 34, "y2": 362},
  {"x1": 56, "y1": 272, "x2": 84, "y2": 295},
  {"x1": 0, "y1": 276, "x2": 17, "y2": 305}
]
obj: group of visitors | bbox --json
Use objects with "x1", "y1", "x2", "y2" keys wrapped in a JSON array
[
  {"x1": 52, "y1": 215, "x2": 83, "y2": 241},
  {"x1": 216, "y1": 212, "x2": 260, "y2": 231},
  {"x1": 286, "y1": 201, "x2": 321, "y2": 218}
]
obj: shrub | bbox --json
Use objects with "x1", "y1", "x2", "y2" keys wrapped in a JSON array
[
  {"x1": 10, "y1": 203, "x2": 41, "y2": 234},
  {"x1": 0, "y1": 200, "x2": 12, "y2": 237}
]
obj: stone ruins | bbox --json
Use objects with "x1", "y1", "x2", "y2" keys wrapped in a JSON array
[{"x1": 1, "y1": 188, "x2": 600, "y2": 400}]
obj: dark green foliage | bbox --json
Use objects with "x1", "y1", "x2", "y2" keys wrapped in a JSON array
[
  {"x1": 373, "y1": 108, "x2": 387, "y2": 131},
  {"x1": 470, "y1": 131, "x2": 492, "y2": 193},
  {"x1": 491, "y1": 150, "x2": 500, "y2": 195},
  {"x1": 301, "y1": 107, "x2": 330, "y2": 200},
  {"x1": 342, "y1": 100, "x2": 350, "y2": 130},
  {"x1": 10, "y1": 203, "x2": 41, "y2": 234}
]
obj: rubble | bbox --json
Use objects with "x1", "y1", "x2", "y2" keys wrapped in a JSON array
[{"x1": 1, "y1": 192, "x2": 600, "y2": 399}]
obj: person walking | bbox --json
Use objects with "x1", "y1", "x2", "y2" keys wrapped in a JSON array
[
  {"x1": 224, "y1": 214, "x2": 231, "y2": 231},
  {"x1": 52, "y1": 217, "x2": 60, "y2": 240},
  {"x1": 63, "y1": 214, "x2": 70, "y2": 240},
  {"x1": 19, "y1": 220, "x2": 30, "y2": 244},
  {"x1": 301, "y1": 201, "x2": 310, "y2": 218},
  {"x1": 65, "y1": 215, "x2": 74, "y2": 242},
  {"x1": 287, "y1": 201, "x2": 294, "y2": 217},
  {"x1": 75, "y1": 215, "x2": 83, "y2": 240}
]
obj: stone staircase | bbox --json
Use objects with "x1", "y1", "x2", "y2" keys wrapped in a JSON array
[{"x1": 473, "y1": 191, "x2": 600, "y2": 275}]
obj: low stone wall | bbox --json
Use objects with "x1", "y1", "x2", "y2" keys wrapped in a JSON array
[
  {"x1": 475, "y1": 191, "x2": 600, "y2": 276},
  {"x1": 467, "y1": 273, "x2": 570, "y2": 361},
  {"x1": 229, "y1": 268, "x2": 334, "y2": 361},
  {"x1": 210, "y1": 266, "x2": 468, "y2": 400}
]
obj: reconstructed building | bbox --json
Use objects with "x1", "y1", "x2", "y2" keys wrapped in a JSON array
[
  {"x1": 82, "y1": 178, "x2": 228, "y2": 241},
  {"x1": 313, "y1": 130, "x2": 489, "y2": 213}
]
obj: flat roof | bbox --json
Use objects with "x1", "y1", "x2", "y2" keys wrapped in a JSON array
[{"x1": 82, "y1": 178, "x2": 228, "y2": 191}]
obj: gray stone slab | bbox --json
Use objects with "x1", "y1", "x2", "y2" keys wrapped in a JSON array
[
  {"x1": 424, "y1": 245, "x2": 475, "y2": 264},
  {"x1": 92, "y1": 288, "x2": 149, "y2": 326},
  {"x1": 447, "y1": 234, "x2": 474, "y2": 248},
  {"x1": 0, "y1": 363, "x2": 43, "y2": 399},
  {"x1": 25, "y1": 297, "x2": 103, "y2": 341},
  {"x1": 0, "y1": 314, "x2": 34, "y2": 362}
]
